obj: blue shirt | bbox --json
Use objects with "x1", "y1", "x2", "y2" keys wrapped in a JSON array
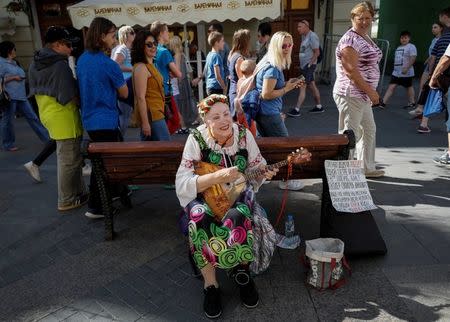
[
  {"x1": 205, "y1": 51, "x2": 224, "y2": 90},
  {"x1": 256, "y1": 65, "x2": 284, "y2": 115},
  {"x1": 77, "y1": 51, "x2": 125, "y2": 131},
  {"x1": 154, "y1": 44, "x2": 174, "y2": 96},
  {"x1": 0, "y1": 57, "x2": 27, "y2": 101}
]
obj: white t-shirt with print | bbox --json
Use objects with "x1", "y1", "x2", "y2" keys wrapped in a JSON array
[
  {"x1": 299, "y1": 31, "x2": 320, "y2": 69},
  {"x1": 392, "y1": 43, "x2": 417, "y2": 78}
]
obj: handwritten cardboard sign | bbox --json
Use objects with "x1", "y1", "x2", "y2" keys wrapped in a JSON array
[{"x1": 325, "y1": 160, "x2": 377, "y2": 213}]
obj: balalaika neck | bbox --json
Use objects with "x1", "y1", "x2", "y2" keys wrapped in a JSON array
[{"x1": 245, "y1": 159, "x2": 289, "y2": 181}]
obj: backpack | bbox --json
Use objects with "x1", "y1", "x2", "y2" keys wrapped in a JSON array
[
  {"x1": 241, "y1": 88, "x2": 260, "y2": 125},
  {"x1": 234, "y1": 60, "x2": 270, "y2": 120}
]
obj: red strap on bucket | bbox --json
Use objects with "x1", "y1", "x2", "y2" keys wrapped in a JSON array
[
  {"x1": 342, "y1": 256, "x2": 352, "y2": 276},
  {"x1": 329, "y1": 258, "x2": 336, "y2": 288}
]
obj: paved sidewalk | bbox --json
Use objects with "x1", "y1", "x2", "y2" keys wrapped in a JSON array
[{"x1": 1, "y1": 82, "x2": 449, "y2": 321}]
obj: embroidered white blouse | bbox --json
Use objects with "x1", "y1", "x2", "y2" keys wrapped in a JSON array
[{"x1": 175, "y1": 123, "x2": 267, "y2": 207}]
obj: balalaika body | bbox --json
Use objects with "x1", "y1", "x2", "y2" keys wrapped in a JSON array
[{"x1": 193, "y1": 149, "x2": 309, "y2": 221}]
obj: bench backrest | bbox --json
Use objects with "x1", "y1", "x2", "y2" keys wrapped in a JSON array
[{"x1": 88, "y1": 134, "x2": 351, "y2": 184}]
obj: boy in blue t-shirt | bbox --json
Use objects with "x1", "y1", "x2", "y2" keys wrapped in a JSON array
[
  {"x1": 205, "y1": 31, "x2": 226, "y2": 96},
  {"x1": 150, "y1": 21, "x2": 182, "y2": 97}
]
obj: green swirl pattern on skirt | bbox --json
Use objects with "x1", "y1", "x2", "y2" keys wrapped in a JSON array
[
  {"x1": 193, "y1": 250, "x2": 208, "y2": 268},
  {"x1": 218, "y1": 247, "x2": 239, "y2": 269},
  {"x1": 210, "y1": 223, "x2": 231, "y2": 240},
  {"x1": 246, "y1": 230, "x2": 254, "y2": 247},
  {"x1": 238, "y1": 244, "x2": 254, "y2": 262},
  {"x1": 236, "y1": 203, "x2": 252, "y2": 219},
  {"x1": 193, "y1": 228, "x2": 208, "y2": 249}
]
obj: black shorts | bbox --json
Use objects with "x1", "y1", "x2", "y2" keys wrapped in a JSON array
[{"x1": 390, "y1": 75, "x2": 413, "y2": 88}]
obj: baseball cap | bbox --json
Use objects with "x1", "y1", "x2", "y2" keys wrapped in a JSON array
[{"x1": 44, "y1": 26, "x2": 79, "y2": 44}]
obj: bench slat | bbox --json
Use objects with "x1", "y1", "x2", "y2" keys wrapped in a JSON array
[{"x1": 87, "y1": 135, "x2": 349, "y2": 155}]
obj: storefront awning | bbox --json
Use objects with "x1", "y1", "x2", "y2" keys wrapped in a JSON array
[{"x1": 67, "y1": 0, "x2": 281, "y2": 29}]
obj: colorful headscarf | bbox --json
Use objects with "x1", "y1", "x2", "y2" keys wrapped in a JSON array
[{"x1": 197, "y1": 94, "x2": 229, "y2": 117}]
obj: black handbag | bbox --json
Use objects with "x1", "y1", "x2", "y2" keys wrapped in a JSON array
[{"x1": 0, "y1": 77, "x2": 10, "y2": 111}]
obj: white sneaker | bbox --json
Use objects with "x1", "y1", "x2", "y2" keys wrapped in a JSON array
[
  {"x1": 82, "y1": 163, "x2": 92, "y2": 176},
  {"x1": 24, "y1": 161, "x2": 42, "y2": 182},
  {"x1": 278, "y1": 180, "x2": 304, "y2": 191},
  {"x1": 84, "y1": 211, "x2": 104, "y2": 219}
]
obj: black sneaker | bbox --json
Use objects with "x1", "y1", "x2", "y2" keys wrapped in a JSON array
[
  {"x1": 403, "y1": 102, "x2": 416, "y2": 109},
  {"x1": 203, "y1": 285, "x2": 222, "y2": 319},
  {"x1": 287, "y1": 108, "x2": 301, "y2": 117},
  {"x1": 239, "y1": 278, "x2": 259, "y2": 308},
  {"x1": 309, "y1": 107, "x2": 325, "y2": 113}
]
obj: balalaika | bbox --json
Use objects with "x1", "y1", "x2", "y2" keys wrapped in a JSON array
[{"x1": 194, "y1": 148, "x2": 311, "y2": 220}]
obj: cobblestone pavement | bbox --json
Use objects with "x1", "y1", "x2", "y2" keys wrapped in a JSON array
[{"x1": 1, "y1": 82, "x2": 449, "y2": 321}]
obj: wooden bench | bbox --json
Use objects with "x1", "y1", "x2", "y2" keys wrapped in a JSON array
[{"x1": 87, "y1": 131, "x2": 355, "y2": 240}]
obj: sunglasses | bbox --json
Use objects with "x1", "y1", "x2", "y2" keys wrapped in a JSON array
[
  {"x1": 145, "y1": 41, "x2": 158, "y2": 49},
  {"x1": 282, "y1": 43, "x2": 293, "y2": 49},
  {"x1": 129, "y1": 31, "x2": 135, "y2": 35},
  {"x1": 62, "y1": 41, "x2": 72, "y2": 48}
]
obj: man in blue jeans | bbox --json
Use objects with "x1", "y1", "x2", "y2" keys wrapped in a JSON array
[{"x1": 0, "y1": 41, "x2": 49, "y2": 151}]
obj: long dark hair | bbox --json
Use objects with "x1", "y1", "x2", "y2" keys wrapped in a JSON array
[
  {"x1": 85, "y1": 17, "x2": 116, "y2": 52},
  {"x1": 0, "y1": 41, "x2": 15, "y2": 58},
  {"x1": 131, "y1": 30, "x2": 155, "y2": 65}
]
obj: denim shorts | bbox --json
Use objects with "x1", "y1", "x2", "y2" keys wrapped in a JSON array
[{"x1": 300, "y1": 64, "x2": 317, "y2": 84}]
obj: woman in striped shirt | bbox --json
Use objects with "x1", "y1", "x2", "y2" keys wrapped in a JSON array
[{"x1": 333, "y1": 1, "x2": 384, "y2": 178}]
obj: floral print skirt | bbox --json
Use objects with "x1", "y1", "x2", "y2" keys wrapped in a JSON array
[{"x1": 186, "y1": 187, "x2": 255, "y2": 270}]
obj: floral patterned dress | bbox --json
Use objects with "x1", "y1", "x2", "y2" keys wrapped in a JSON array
[{"x1": 175, "y1": 123, "x2": 266, "y2": 270}]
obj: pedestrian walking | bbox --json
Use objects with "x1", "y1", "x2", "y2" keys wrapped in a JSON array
[
  {"x1": 287, "y1": 20, "x2": 324, "y2": 117},
  {"x1": 77, "y1": 17, "x2": 129, "y2": 219},
  {"x1": 0, "y1": 41, "x2": 50, "y2": 151},
  {"x1": 28, "y1": 26, "x2": 88, "y2": 211}
]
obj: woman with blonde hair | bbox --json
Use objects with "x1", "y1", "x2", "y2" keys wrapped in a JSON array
[
  {"x1": 111, "y1": 25, "x2": 135, "y2": 135},
  {"x1": 112, "y1": 25, "x2": 135, "y2": 77},
  {"x1": 255, "y1": 31, "x2": 303, "y2": 137},
  {"x1": 333, "y1": 1, "x2": 384, "y2": 177},
  {"x1": 169, "y1": 36, "x2": 199, "y2": 134},
  {"x1": 228, "y1": 29, "x2": 251, "y2": 116}
]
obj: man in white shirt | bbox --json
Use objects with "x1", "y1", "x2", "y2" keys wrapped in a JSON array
[{"x1": 287, "y1": 20, "x2": 324, "y2": 117}]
